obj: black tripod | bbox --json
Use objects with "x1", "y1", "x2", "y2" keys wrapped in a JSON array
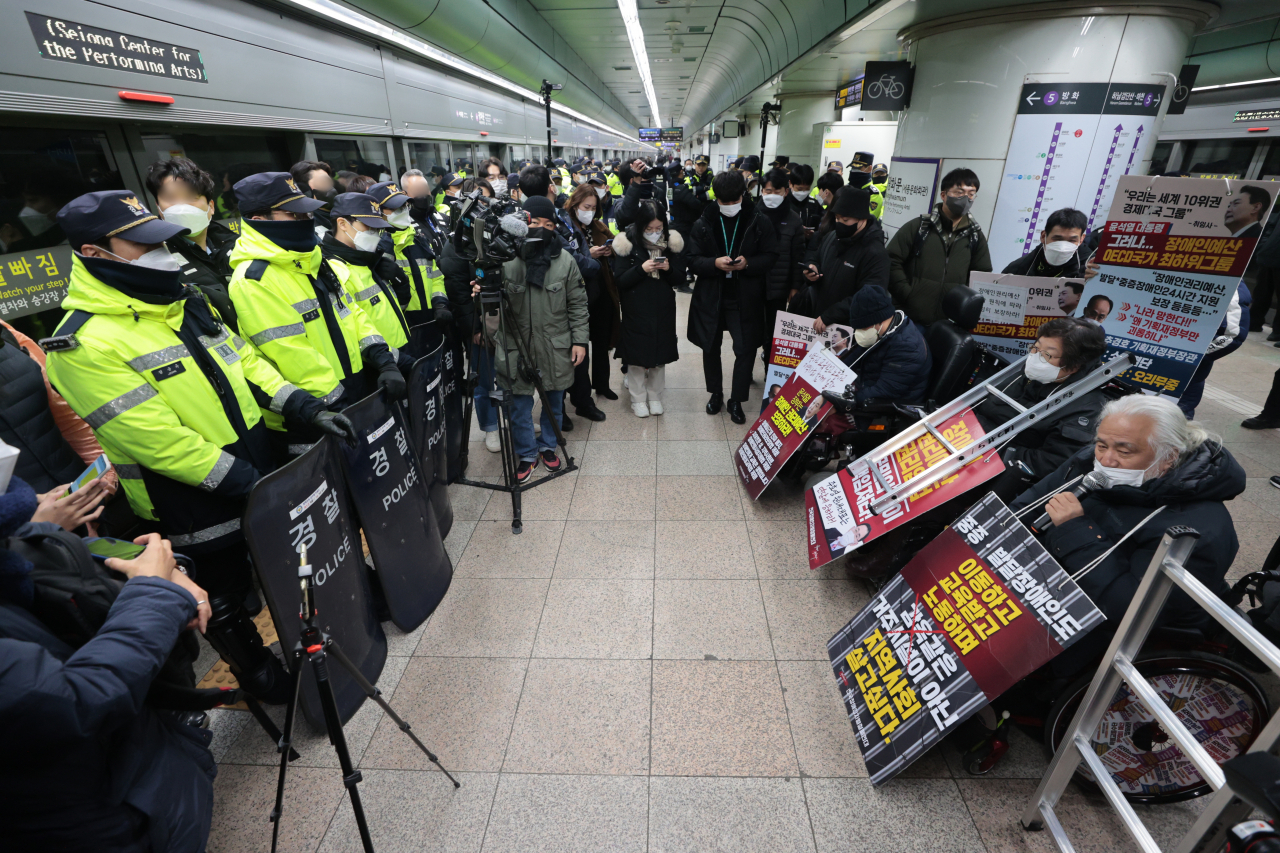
[
  {"x1": 269, "y1": 546, "x2": 459, "y2": 853},
  {"x1": 458, "y1": 269, "x2": 577, "y2": 534}
]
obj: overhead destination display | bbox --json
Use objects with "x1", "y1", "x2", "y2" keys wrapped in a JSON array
[{"x1": 26, "y1": 12, "x2": 207, "y2": 82}]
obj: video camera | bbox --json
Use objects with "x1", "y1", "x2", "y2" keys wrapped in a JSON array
[{"x1": 452, "y1": 190, "x2": 528, "y2": 292}]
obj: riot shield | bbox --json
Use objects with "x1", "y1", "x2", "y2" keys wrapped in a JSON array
[
  {"x1": 441, "y1": 336, "x2": 465, "y2": 484},
  {"x1": 337, "y1": 390, "x2": 453, "y2": 631},
  {"x1": 407, "y1": 332, "x2": 454, "y2": 537},
  {"x1": 242, "y1": 439, "x2": 387, "y2": 728}
]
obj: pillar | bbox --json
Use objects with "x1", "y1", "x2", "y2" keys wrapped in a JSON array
[{"x1": 772, "y1": 94, "x2": 838, "y2": 166}]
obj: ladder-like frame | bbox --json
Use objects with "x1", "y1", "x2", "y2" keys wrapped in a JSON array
[
  {"x1": 861, "y1": 353, "x2": 1135, "y2": 514},
  {"x1": 1020, "y1": 527, "x2": 1280, "y2": 853}
]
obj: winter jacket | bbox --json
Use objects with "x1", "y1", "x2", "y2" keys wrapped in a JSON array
[
  {"x1": 671, "y1": 171, "x2": 714, "y2": 233},
  {"x1": 1011, "y1": 442, "x2": 1245, "y2": 630},
  {"x1": 761, "y1": 199, "x2": 805, "y2": 302},
  {"x1": 165, "y1": 220, "x2": 239, "y2": 331},
  {"x1": 556, "y1": 210, "x2": 604, "y2": 303},
  {"x1": 1000, "y1": 242, "x2": 1087, "y2": 278},
  {"x1": 614, "y1": 181, "x2": 668, "y2": 231},
  {"x1": 887, "y1": 204, "x2": 993, "y2": 325},
  {"x1": 975, "y1": 362, "x2": 1107, "y2": 481},
  {"x1": 321, "y1": 236, "x2": 411, "y2": 353},
  {"x1": 800, "y1": 220, "x2": 891, "y2": 324},
  {"x1": 493, "y1": 247, "x2": 590, "y2": 394},
  {"x1": 842, "y1": 312, "x2": 931, "y2": 405},
  {"x1": 560, "y1": 212, "x2": 622, "y2": 345},
  {"x1": 0, "y1": 576, "x2": 215, "y2": 853},
  {"x1": 0, "y1": 335, "x2": 85, "y2": 493},
  {"x1": 686, "y1": 202, "x2": 779, "y2": 352},
  {"x1": 389, "y1": 224, "x2": 448, "y2": 326},
  {"x1": 610, "y1": 230, "x2": 681, "y2": 368}
]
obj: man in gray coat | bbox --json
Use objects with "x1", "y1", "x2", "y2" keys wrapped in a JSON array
[{"x1": 491, "y1": 195, "x2": 590, "y2": 481}]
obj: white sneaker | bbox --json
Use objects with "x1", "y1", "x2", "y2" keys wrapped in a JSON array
[
  {"x1": 632, "y1": 401, "x2": 650, "y2": 418},
  {"x1": 534, "y1": 423, "x2": 541, "y2": 437},
  {"x1": 484, "y1": 431, "x2": 501, "y2": 452},
  {"x1": 648, "y1": 400, "x2": 664, "y2": 416}
]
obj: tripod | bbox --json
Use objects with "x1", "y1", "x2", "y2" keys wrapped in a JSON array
[
  {"x1": 269, "y1": 546, "x2": 459, "y2": 853},
  {"x1": 457, "y1": 269, "x2": 578, "y2": 534}
]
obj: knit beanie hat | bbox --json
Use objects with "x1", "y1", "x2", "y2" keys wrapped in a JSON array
[{"x1": 847, "y1": 286, "x2": 894, "y2": 330}]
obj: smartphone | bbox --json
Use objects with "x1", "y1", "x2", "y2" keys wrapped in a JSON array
[
  {"x1": 652, "y1": 256, "x2": 668, "y2": 262},
  {"x1": 796, "y1": 261, "x2": 812, "y2": 269},
  {"x1": 67, "y1": 453, "x2": 110, "y2": 495},
  {"x1": 85, "y1": 537, "x2": 145, "y2": 563}
]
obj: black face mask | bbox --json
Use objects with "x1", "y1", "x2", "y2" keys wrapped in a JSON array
[
  {"x1": 311, "y1": 187, "x2": 337, "y2": 205},
  {"x1": 250, "y1": 217, "x2": 317, "y2": 253},
  {"x1": 848, "y1": 171, "x2": 872, "y2": 190},
  {"x1": 80, "y1": 254, "x2": 184, "y2": 304},
  {"x1": 944, "y1": 195, "x2": 973, "y2": 219}
]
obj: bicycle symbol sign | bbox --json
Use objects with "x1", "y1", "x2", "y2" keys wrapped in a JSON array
[{"x1": 866, "y1": 74, "x2": 905, "y2": 101}]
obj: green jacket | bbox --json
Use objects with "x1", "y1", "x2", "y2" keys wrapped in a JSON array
[
  {"x1": 606, "y1": 172, "x2": 624, "y2": 198},
  {"x1": 328, "y1": 257, "x2": 409, "y2": 351},
  {"x1": 493, "y1": 249, "x2": 589, "y2": 393},
  {"x1": 228, "y1": 220, "x2": 384, "y2": 420},
  {"x1": 45, "y1": 258, "x2": 313, "y2": 548},
  {"x1": 886, "y1": 204, "x2": 992, "y2": 326}
]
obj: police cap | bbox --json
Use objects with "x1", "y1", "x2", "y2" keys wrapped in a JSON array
[
  {"x1": 368, "y1": 181, "x2": 410, "y2": 210},
  {"x1": 233, "y1": 172, "x2": 326, "y2": 215},
  {"x1": 58, "y1": 189, "x2": 186, "y2": 249},
  {"x1": 872, "y1": 162, "x2": 889, "y2": 177},
  {"x1": 445, "y1": 172, "x2": 467, "y2": 188},
  {"x1": 586, "y1": 171, "x2": 608, "y2": 185},
  {"x1": 330, "y1": 193, "x2": 392, "y2": 229},
  {"x1": 850, "y1": 151, "x2": 874, "y2": 168}
]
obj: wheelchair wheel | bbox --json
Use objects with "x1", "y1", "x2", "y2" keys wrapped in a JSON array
[{"x1": 1043, "y1": 651, "x2": 1269, "y2": 804}]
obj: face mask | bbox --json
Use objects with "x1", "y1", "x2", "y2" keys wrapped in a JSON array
[
  {"x1": 1043, "y1": 240, "x2": 1078, "y2": 266},
  {"x1": 644, "y1": 229, "x2": 663, "y2": 243},
  {"x1": 820, "y1": 191, "x2": 833, "y2": 206},
  {"x1": 1093, "y1": 457, "x2": 1155, "y2": 487},
  {"x1": 132, "y1": 247, "x2": 182, "y2": 272},
  {"x1": 493, "y1": 183, "x2": 509, "y2": 197},
  {"x1": 351, "y1": 226, "x2": 382, "y2": 253},
  {"x1": 719, "y1": 202, "x2": 742, "y2": 218},
  {"x1": 1023, "y1": 351, "x2": 1062, "y2": 383},
  {"x1": 253, "y1": 217, "x2": 318, "y2": 252},
  {"x1": 944, "y1": 195, "x2": 973, "y2": 218},
  {"x1": 312, "y1": 187, "x2": 337, "y2": 205},
  {"x1": 161, "y1": 203, "x2": 211, "y2": 237},
  {"x1": 576, "y1": 208, "x2": 595, "y2": 226},
  {"x1": 761, "y1": 193, "x2": 785, "y2": 209},
  {"x1": 791, "y1": 190, "x2": 809, "y2": 202},
  {"x1": 386, "y1": 208, "x2": 413, "y2": 228},
  {"x1": 595, "y1": 187, "x2": 607, "y2": 199},
  {"x1": 849, "y1": 172, "x2": 872, "y2": 189},
  {"x1": 378, "y1": 172, "x2": 391, "y2": 182},
  {"x1": 834, "y1": 221, "x2": 859, "y2": 240},
  {"x1": 604, "y1": 166, "x2": 612, "y2": 173},
  {"x1": 853, "y1": 327, "x2": 879, "y2": 348},
  {"x1": 18, "y1": 206, "x2": 54, "y2": 236}
]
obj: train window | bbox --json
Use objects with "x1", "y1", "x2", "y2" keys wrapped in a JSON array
[
  {"x1": 1184, "y1": 139, "x2": 1257, "y2": 178},
  {"x1": 0, "y1": 128, "x2": 124, "y2": 338},
  {"x1": 140, "y1": 131, "x2": 291, "y2": 223},
  {"x1": 1148, "y1": 141, "x2": 1174, "y2": 175},
  {"x1": 406, "y1": 142, "x2": 448, "y2": 175},
  {"x1": 313, "y1": 138, "x2": 395, "y2": 185},
  {"x1": 1260, "y1": 143, "x2": 1280, "y2": 181}
]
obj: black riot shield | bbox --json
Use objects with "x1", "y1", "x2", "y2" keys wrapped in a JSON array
[
  {"x1": 242, "y1": 439, "x2": 387, "y2": 728},
  {"x1": 407, "y1": 331, "x2": 454, "y2": 537},
  {"x1": 441, "y1": 336, "x2": 465, "y2": 484},
  {"x1": 337, "y1": 391, "x2": 453, "y2": 632}
]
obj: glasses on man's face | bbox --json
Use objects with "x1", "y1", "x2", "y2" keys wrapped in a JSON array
[{"x1": 946, "y1": 188, "x2": 977, "y2": 199}]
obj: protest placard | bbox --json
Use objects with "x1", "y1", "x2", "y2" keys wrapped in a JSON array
[
  {"x1": 827, "y1": 493, "x2": 1104, "y2": 785},
  {"x1": 969, "y1": 272, "x2": 1075, "y2": 362},
  {"x1": 805, "y1": 409, "x2": 1004, "y2": 570},
  {"x1": 736, "y1": 346, "x2": 856, "y2": 500},
  {"x1": 1079, "y1": 175, "x2": 1276, "y2": 397},
  {"x1": 764, "y1": 310, "x2": 854, "y2": 404}
]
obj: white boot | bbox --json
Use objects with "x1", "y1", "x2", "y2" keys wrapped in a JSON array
[
  {"x1": 629, "y1": 368, "x2": 649, "y2": 417},
  {"x1": 646, "y1": 365, "x2": 666, "y2": 415}
]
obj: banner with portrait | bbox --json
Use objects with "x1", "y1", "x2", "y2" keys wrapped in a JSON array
[
  {"x1": 763, "y1": 311, "x2": 854, "y2": 406},
  {"x1": 968, "y1": 272, "x2": 1077, "y2": 363}
]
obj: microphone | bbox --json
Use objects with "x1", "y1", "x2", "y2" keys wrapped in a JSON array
[
  {"x1": 1032, "y1": 470, "x2": 1110, "y2": 531},
  {"x1": 499, "y1": 213, "x2": 529, "y2": 239}
]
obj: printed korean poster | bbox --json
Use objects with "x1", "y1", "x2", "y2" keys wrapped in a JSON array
[
  {"x1": 827, "y1": 493, "x2": 1103, "y2": 785},
  {"x1": 881, "y1": 157, "x2": 941, "y2": 241},
  {"x1": 1080, "y1": 175, "x2": 1276, "y2": 397},
  {"x1": 969, "y1": 271, "x2": 1076, "y2": 362},
  {"x1": 764, "y1": 311, "x2": 854, "y2": 403},
  {"x1": 736, "y1": 346, "x2": 856, "y2": 500},
  {"x1": 805, "y1": 409, "x2": 1004, "y2": 570}
]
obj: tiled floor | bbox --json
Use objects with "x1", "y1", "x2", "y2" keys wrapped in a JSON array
[{"x1": 207, "y1": 295, "x2": 1280, "y2": 852}]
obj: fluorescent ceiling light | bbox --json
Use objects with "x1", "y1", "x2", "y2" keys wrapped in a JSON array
[
  {"x1": 278, "y1": 0, "x2": 653, "y2": 147},
  {"x1": 1192, "y1": 76, "x2": 1280, "y2": 92},
  {"x1": 616, "y1": 0, "x2": 663, "y2": 124}
]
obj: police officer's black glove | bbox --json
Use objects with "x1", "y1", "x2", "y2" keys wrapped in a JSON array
[
  {"x1": 432, "y1": 296, "x2": 453, "y2": 326},
  {"x1": 312, "y1": 410, "x2": 358, "y2": 447},
  {"x1": 377, "y1": 367, "x2": 407, "y2": 401}
]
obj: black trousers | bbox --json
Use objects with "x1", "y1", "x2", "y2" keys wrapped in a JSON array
[
  {"x1": 1250, "y1": 265, "x2": 1279, "y2": 331},
  {"x1": 1263, "y1": 367, "x2": 1280, "y2": 418},
  {"x1": 702, "y1": 295, "x2": 756, "y2": 402},
  {"x1": 569, "y1": 294, "x2": 615, "y2": 406}
]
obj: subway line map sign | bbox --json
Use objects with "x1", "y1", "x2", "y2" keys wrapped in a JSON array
[
  {"x1": 1080, "y1": 176, "x2": 1276, "y2": 397},
  {"x1": 828, "y1": 493, "x2": 1103, "y2": 784}
]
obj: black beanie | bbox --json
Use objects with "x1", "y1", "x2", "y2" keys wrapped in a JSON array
[
  {"x1": 522, "y1": 195, "x2": 556, "y2": 222},
  {"x1": 833, "y1": 186, "x2": 872, "y2": 220},
  {"x1": 847, "y1": 286, "x2": 894, "y2": 330}
]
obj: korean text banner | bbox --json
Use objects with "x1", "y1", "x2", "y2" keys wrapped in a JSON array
[
  {"x1": 805, "y1": 410, "x2": 1004, "y2": 570},
  {"x1": 737, "y1": 346, "x2": 856, "y2": 500},
  {"x1": 969, "y1": 272, "x2": 1074, "y2": 362},
  {"x1": 827, "y1": 493, "x2": 1103, "y2": 785},
  {"x1": 1080, "y1": 176, "x2": 1276, "y2": 397},
  {"x1": 765, "y1": 310, "x2": 854, "y2": 401}
]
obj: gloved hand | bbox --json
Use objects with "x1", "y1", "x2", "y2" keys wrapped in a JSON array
[
  {"x1": 377, "y1": 367, "x2": 407, "y2": 401},
  {"x1": 312, "y1": 410, "x2": 358, "y2": 446},
  {"x1": 432, "y1": 297, "x2": 453, "y2": 326}
]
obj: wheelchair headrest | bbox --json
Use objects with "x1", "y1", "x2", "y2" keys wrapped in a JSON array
[{"x1": 943, "y1": 286, "x2": 985, "y2": 331}]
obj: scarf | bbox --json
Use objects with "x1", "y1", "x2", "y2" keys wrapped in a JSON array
[
  {"x1": 80, "y1": 255, "x2": 183, "y2": 305},
  {"x1": 521, "y1": 229, "x2": 562, "y2": 288}
]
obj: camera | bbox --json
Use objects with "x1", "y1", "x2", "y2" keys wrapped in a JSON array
[
  {"x1": 452, "y1": 190, "x2": 528, "y2": 292},
  {"x1": 1223, "y1": 753, "x2": 1280, "y2": 853}
]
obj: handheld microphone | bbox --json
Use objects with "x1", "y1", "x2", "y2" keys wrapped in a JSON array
[{"x1": 1032, "y1": 470, "x2": 1110, "y2": 531}]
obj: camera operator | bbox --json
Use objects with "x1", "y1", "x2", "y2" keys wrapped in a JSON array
[
  {"x1": 614, "y1": 158, "x2": 667, "y2": 231},
  {"x1": 472, "y1": 196, "x2": 589, "y2": 482}
]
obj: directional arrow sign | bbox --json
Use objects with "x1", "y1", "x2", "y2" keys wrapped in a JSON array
[
  {"x1": 1123, "y1": 125, "x2": 1146, "y2": 175},
  {"x1": 1088, "y1": 123, "x2": 1124, "y2": 229},
  {"x1": 1026, "y1": 91, "x2": 1041, "y2": 106}
]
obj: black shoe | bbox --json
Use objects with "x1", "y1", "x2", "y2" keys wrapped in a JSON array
[
  {"x1": 516, "y1": 459, "x2": 536, "y2": 482},
  {"x1": 706, "y1": 392, "x2": 724, "y2": 415},
  {"x1": 1242, "y1": 414, "x2": 1280, "y2": 430},
  {"x1": 561, "y1": 413, "x2": 574, "y2": 432},
  {"x1": 1269, "y1": 330, "x2": 1280, "y2": 342},
  {"x1": 676, "y1": 284, "x2": 694, "y2": 295},
  {"x1": 575, "y1": 403, "x2": 607, "y2": 422},
  {"x1": 1272, "y1": 475, "x2": 1280, "y2": 490},
  {"x1": 596, "y1": 387, "x2": 619, "y2": 401},
  {"x1": 727, "y1": 399, "x2": 746, "y2": 424}
]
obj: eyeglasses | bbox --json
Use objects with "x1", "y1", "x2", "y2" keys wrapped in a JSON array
[
  {"x1": 1027, "y1": 340, "x2": 1062, "y2": 364},
  {"x1": 945, "y1": 187, "x2": 977, "y2": 199}
]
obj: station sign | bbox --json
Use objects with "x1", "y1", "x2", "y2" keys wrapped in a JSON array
[
  {"x1": 639, "y1": 127, "x2": 683, "y2": 142},
  {"x1": 27, "y1": 12, "x2": 207, "y2": 83},
  {"x1": 835, "y1": 74, "x2": 864, "y2": 110},
  {"x1": 1235, "y1": 109, "x2": 1280, "y2": 123}
]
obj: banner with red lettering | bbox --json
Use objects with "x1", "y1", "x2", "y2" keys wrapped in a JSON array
[
  {"x1": 764, "y1": 311, "x2": 854, "y2": 405},
  {"x1": 968, "y1": 272, "x2": 1075, "y2": 363},
  {"x1": 736, "y1": 346, "x2": 856, "y2": 500},
  {"x1": 1080, "y1": 175, "x2": 1275, "y2": 397},
  {"x1": 827, "y1": 493, "x2": 1103, "y2": 784},
  {"x1": 805, "y1": 409, "x2": 1004, "y2": 570}
]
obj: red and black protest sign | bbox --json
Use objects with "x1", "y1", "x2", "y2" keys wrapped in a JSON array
[{"x1": 827, "y1": 493, "x2": 1104, "y2": 784}]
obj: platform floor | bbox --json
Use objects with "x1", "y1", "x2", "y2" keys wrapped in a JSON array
[{"x1": 206, "y1": 294, "x2": 1280, "y2": 853}]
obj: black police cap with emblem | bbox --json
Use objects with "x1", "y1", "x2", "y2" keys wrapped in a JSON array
[
  {"x1": 330, "y1": 193, "x2": 392, "y2": 229},
  {"x1": 233, "y1": 172, "x2": 326, "y2": 215},
  {"x1": 368, "y1": 181, "x2": 410, "y2": 210},
  {"x1": 58, "y1": 189, "x2": 187, "y2": 250},
  {"x1": 586, "y1": 171, "x2": 608, "y2": 185}
]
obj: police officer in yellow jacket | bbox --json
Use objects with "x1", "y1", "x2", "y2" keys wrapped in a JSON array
[
  {"x1": 848, "y1": 151, "x2": 885, "y2": 220},
  {"x1": 227, "y1": 173, "x2": 406, "y2": 452},
  {"x1": 369, "y1": 181, "x2": 450, "y2": 339},
  {"x1": 44, "y1": 190, "x2": 357, "y2": 703}
]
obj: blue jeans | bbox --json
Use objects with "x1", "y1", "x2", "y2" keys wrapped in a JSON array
[
  {"x1": 472, "y1": 344, "x2": 497, "y2": 432},
  {"x1": 511, "y1": 390, "x2": 564, "y2": 462}
]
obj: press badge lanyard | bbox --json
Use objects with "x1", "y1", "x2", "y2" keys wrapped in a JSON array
[{"x1": 721, "y1": 216, "x2": 741, "y2": 279}]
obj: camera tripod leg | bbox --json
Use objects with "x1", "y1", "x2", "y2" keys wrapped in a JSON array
[
  {"x1": 311, "y1": 643, "x2": 376, "y2": 853},
  {"x1": 326, "y1": 639, "x2": 462, "y2": 788},
  {"x1": 269, "y1": 646, "x2": 307, "y2": 853}
]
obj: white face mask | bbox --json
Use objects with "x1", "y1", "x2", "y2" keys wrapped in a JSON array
[
  {"x1": 791, "y1": 190, "x2": 809, "y2": 202},
  {"x1": 378, "y1": 172, "x2": 391, "y2": 182},
  {"x1": 315, "y1": 224, "x2": 329, "y2": 242},
  {"x1": 386, "y1": 208, "x2": 413, "y2": 228},
  {"x1": 1023, "y1": 351, "x2": 1063, "y2": 384},
  {"x1": 105, "y1": 246, "x2": 181, "y2": 272},
  {"x1": 493, "y1": 183, "x2": 509, "y2": 197},
  {"x1": 595, "y1": 186, "x2": 607, "y2": 199},
  {"x1": 719, "y1": 202, "x2": 742, "y2": 218},
  {"x1": 161, "y1": 203, "x2": 211, "y2": 237},
  {"x1": 350, "y1": 225, "x2": 382, "y2": 253},
  {"x1": 1043, "y1": 240, "x2": 1079, "y2": 266},
  {"x1": 853, "y1": 327, "x2": 879, "y2": 348},
  {"x1": 1093, "y1": 457, "x2": 1154, "y2": 487},
  {"x1": 761, "y1": 193, "x2": 785, "y2": 209},
  {"x1": 576, "y1": 208, "x2": 595, "y2": 225},
  {"x1": 820, "y1": 191, "x2": 833, "y2": 206},
  {"x1": 18, "y1": 206, "x2": 55, "y2": 236},
  {"x1": 644, "y1": 229, "x2": 663, "y2": 243}
]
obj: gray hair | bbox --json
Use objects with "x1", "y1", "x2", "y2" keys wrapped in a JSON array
[
  {"x1": 1098, "y1": 394, "x2": 1218, "y2": 469},
  {"x1": 400, "y1": 168, "x2": 424, "y2": 182}
]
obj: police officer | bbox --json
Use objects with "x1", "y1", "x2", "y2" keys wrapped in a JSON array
[
  {"x1": 44, "y1": 190, "x2": 357, "y2": 703},
  {"x1": 871, "y1": 162, "x2": 889, "y2": 197},
  {"x1": 227, "y1": 173, "x2": 406, "y2": 453},
  {"x1": 369, "y1": 181, "x2": 450, "y2": 340},
  {"x1": 847, "y1": 152, "x2": 885, "y2": 220},
  {"x1": 606, "y1": 158, "x2": 624, "y2": 202},
  {"x1": 437, "y1": 172, "x2": 467, "y2": 219}
]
